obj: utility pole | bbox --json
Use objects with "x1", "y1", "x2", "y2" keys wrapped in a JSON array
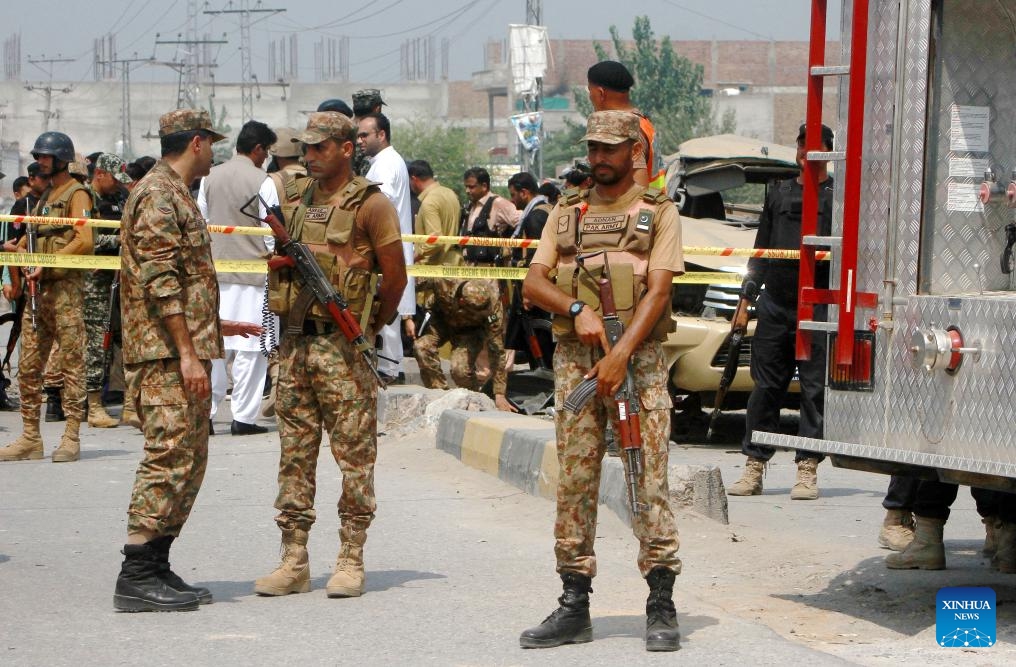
[
  {"x1": 523, "y1": 0, "x2": 544, "y2": 178},
  {"x1": 204, "y1": 1, "x2": 285, "y2": 123},
  {"x1": 96, "y1": 55, "x2": 155, "y2": 160},
  {"x1": 155, "y1": 34, "x2": 229, "y2": 108},
  {"x1": 25, "y1": 55, "x2": 74, "y2": 132}
]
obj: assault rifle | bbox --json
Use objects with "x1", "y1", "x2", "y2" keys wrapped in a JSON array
[
  {"x1": 241, "y1": 195, "x2": 387, "y2": 388},
  {"x1": 706, "y1": 298, "x2": 748, "y2": 440},
  {"x1": 24, "y1": 220, "x2": 39, "y2": 330},
  {"x1": 102, "y1": 271, "x2": 120, "y2": 381},
  {"x1": 562, "y1": 252, "x2": 648, "y2": 517}
]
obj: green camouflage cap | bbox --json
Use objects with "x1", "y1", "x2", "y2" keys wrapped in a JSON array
[
  {"x1": 158, "y1": 108, "x2": 227, "y2": 143},
  {"x1": 297, "y1": 112, "x2": 356, "y2": 145},
  {"x1": 271, "y1": 127, "x2": 304, "y2": 158},
  {"x1": 579, "y1": 110, "x2": 640, "y2": 145},
  {"x1": 352, "y1": 88, "x2": 386, "y2": 114},
  {"x1": 68, "y1": 153, "x2": 88, "y2": 177},
  {"x1": 95, "y1": 152, "x2": 133, "y2": 183}
]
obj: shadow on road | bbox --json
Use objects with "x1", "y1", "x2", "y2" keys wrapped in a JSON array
[
  {"x1": 595, "y1": 612, "x2": 718, "y2": 642},
  {"x1": 771, "y1": 553, "x2": 1016, "y2": 640}
]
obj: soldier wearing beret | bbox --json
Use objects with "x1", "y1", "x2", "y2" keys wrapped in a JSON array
[{"x1": 520, "y1": 110, "x2": 684, "y2": 652}]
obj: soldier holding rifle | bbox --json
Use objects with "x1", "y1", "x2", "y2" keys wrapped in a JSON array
[{"x1": 519, "y1": 110, "x2": 684, "y2": 652}]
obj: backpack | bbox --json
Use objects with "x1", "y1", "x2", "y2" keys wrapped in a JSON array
[{"x1": 461, "y1": 196, "x2": 506, "y2": 264}]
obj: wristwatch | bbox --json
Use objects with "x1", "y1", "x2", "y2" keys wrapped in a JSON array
[{"x1": 568, "y1": 300, "x2": 586, "y2": 318}]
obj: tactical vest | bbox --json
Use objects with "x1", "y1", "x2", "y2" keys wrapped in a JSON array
[
  {"x1": 551, "y1": 187, "x2": 675, "y2": 341},
  {"x1": 32, "y1": 181, "x2": 91, "y2": 280},
  {"x1": 432, "y1": 279, "x2": 497, "y2": 328},
  {"x1": 269, "y1": 167, "x2": 307, "y2": 205},
  {"x1": 267, "y1": 176, "x2": 382, "y2": 331}
]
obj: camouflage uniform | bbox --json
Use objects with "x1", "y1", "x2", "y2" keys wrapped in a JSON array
[
  {"x1": 85, "y1": 154, "x2": 131, "y2": 393},
  {"x1": 120, "y1": 112, "x2": 226, "y2": 536},
  {"x1": 413, "y1": 279, "x2": 507, "y2": 395}
]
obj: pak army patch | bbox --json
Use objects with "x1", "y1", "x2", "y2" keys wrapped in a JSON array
[
  {"x1": 304, "y1": 206, "x2": 331, "y2": 223},
  {"x1": 582, "y1": 214, "x2": 626, "y2": 233},
  {"x1": 635, "y1": 209, "x2": 654, "y2": 233}
]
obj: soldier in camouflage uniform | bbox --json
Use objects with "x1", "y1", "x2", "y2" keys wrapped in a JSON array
[
  {"x1": 412, "y1": 278, "x2": 514, "y2": 411},
  {"x1": 519, "y1": 111, "x2": 684, "y2": 652},
  {"x1": 113, "y1": 109, "x2": 230, "y2": 613},
  {"x1": 84, "y1": 152, "x2": 133, "y2": 428},
  {"x1": 351, "y1": 88, "x2": 385, "y2": 177},
  {"x1": 254, "y1": 112, "x2": 407, "y2": 599},
  {"x1": 0, "y1": 131, "x2": 93, "y2": 464}
]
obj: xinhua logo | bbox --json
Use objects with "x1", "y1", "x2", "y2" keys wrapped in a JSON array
[{"x1": 936, "y1": 587, "x2": 996, "y2": 648}]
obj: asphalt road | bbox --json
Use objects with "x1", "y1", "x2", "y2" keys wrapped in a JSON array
[{"x1": 1, "y1": 399, "x2": 1013, "y2": 666}]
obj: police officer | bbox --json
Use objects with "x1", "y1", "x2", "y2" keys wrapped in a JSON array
[
  {"x1": 0, "y1": 132, "x2": 94, "y2": 463},
  {"x1": 520, "y1": 110, "x2": 684, "y2": 652},
  {"x1": 254, "y1": 111, "x2": 406, "y2": 599},
  {"x1": 84, "y1": 153, "x2": 133, "y2": 429},
  {"x1": 727, "y1": 123, "x2": 835, "y2": 500}
]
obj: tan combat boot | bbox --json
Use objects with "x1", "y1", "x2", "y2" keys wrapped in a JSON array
[
  {"x1": 120, "y1": 401, "x2": 142, "y2": 429},
  {"x1": 87, "y1": 391, "x2": 119, "y2": 428},
  {"x1": 254, "y1": 529, "x2": 311, "y2": 596},
  {"x1": 326, "y1": 540, "x2": 366, "y2": 598},
  {"x1": 790, "y1": 457, "x2": 820, "y2": 500},
  {"x1": 0, "y1": 420, "x2": 44, "y2": 462},
  {"x1": 886, "y1": 516, "x2": 946, "y2": 570},
  {"x1": 879, "y1": 509, "x2": 915, "y2": 551},
  {"x1": 994, "y1": 521, "x2": 1016, "y2": 574},
  {"x1": 982, "y1": 516, "x2": 1001, "y2": 558},
  {"x1": 727, "y1": 457, "x2": 765, "y2": 496},
  {"x1": 52, "y1": 419, "x2": 81, "y2": 463}
]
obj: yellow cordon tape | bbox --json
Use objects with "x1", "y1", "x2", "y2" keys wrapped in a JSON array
[
  {"x1": 0, "y1": 214, "x2": 831, "y2": 260},
  {"x1": 0, "y1": 252, "x2": 741, "y2": 284}
]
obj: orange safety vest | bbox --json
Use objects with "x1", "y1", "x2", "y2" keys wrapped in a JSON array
[{"x1": 635, "y1": 112, "x2": 666, "y2": 190}]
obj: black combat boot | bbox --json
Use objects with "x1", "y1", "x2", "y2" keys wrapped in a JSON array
[
  {"x1": 149, "y1": 535, "x2": 213, "y2": 604},
  {"x1": 645, "y1": 567, "x2": 681, "y2": 651},
  {"x1": 519, "y1": 572, "x2": 593, "y2": 648},
  {"x1": 44, "y1": 386, "x2": 65, "y2": 422},
  {"x1": 113, "y1": 541, "x2": 200, "y2": 612}
]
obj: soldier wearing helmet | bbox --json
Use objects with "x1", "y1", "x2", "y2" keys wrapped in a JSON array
[{"x1": 0, "y1": 131, "x2": 95, "y2": 464}]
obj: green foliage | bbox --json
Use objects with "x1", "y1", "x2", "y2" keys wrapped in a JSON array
[
  {"x1": 204, "y1": 97, "x2": 234, "y2": 164},
  {"x1": 592, "y1": 16, "x2": 735, "y2": 155},
  {"x1": 393, "y1": 121, "x2": 482, "y2": 201}
]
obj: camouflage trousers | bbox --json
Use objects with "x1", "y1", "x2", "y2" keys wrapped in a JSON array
[
  {"x1": 552, "y1": 339, "x2": 681, "y2": 579},
  {"x1": 274, "y1": 329, "x2": 378, "y2": 539},
  {"x1": 18, "y1": 278, "x2": 86, "y2": 423},
  {"x1": 412, "y1": 300, "x2": 508, "y2": 395},
  {"x1": 126, "y1": 358, "x2": 212, "y2": 537},
  {"x1": 83, "y1": 270, "x2": 115, "y2": 392}
]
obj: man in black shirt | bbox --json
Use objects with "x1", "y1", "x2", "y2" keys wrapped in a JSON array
[
  {"x1": 728, "y1": 123, "x2": 834, "y2": 500},
  {"x1": 5, "y1": 162, "x2": 49, "y2": 246}
]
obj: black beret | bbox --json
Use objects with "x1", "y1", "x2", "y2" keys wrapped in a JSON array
[
  {"x1": 317, "y1": 99, "x2": 354, "y2": 118},
  {"x1": 587, "y1": 60, "x2": 635, "y2": 92},
  {"x1": 797, "y1": 123, "x2": 835, "y2": 150}
]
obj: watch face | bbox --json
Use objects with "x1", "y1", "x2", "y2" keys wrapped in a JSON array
[{"x1": 570, "y1": 301, "x2": 584, "y2": 317}]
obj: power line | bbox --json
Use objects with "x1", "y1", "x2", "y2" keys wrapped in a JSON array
[{"x1": 659, "y1": 0, "x2": 772, "y2": 40}]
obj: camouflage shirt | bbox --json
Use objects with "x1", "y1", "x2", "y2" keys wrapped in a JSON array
[{"x1": 119, "y1": 160, "x2": 224, "y2": 364}]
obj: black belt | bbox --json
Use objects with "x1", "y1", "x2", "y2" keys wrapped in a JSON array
[{"x1": 301, "y1": 320, "x2": 338, "y2": 336}]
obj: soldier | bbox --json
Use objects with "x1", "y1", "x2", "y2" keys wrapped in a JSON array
[
  {"x1": 84, "y1": 152, "x2": 133, "y2": 429},
  {"x1": 254, "y1": 112, "x2": 406, "y2": 599},
  {"x1": 0, "y1": 131, "x2": 94, "y2": 463},
  {"x1": 520, "y1": 110, "x2": 684, "y2": 652},
  {"x1": 112, "y1": 109, "x2": 232, "y2": 612}
]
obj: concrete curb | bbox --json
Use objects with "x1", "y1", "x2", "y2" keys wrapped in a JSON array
[{"x1": 435, "y1": 407, "x2": 729, "y2": 526}]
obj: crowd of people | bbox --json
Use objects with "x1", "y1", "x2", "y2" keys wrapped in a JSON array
[{"x1": 0, "y1": 58, "x2": 1010, "y2": 655}]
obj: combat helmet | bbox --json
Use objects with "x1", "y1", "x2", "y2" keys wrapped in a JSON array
[{"x1": 31, "y1": 131, "x2": 76, "y2": 163}]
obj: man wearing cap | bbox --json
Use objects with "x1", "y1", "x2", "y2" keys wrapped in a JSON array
[
  {"x1": 726, "y1": 123, "x2": 835, "y2": 500},
  {"x1": 82, "y1": 153, "x2": 133, "y2": 429},
  {"x1": 587, "y1": 60, "x2": 664, "y2": 189},
  {"x1": 254, "y1": 111, "x2": 406, "y2": 600},
  {"x1": 112, "y1": 108, "x2": 235, "y2": 612},
  {"x1": 197, "y1": 120, "x2": 278, "y2": 436},
  {"x1": 520, "y1": 110, "x2": 683, "y2": 652},
  {"x1": 0, "y1": 131, "x2": 94, "y2": 464},
  {"x1": 352, "y1": 88, "x2": 385, "y2": 177}
]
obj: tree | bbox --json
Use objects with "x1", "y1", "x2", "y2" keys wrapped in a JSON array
[
  {"x1": 544, "y1": 15, "x2": 735, "y2": 172},
  {"x1": 393, "y1": 121, "x2": 483, "y2": 202}
]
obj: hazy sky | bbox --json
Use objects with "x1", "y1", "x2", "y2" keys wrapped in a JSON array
[{"x1": 13, "y1": 0, "x2": 842, "y2": 84}]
